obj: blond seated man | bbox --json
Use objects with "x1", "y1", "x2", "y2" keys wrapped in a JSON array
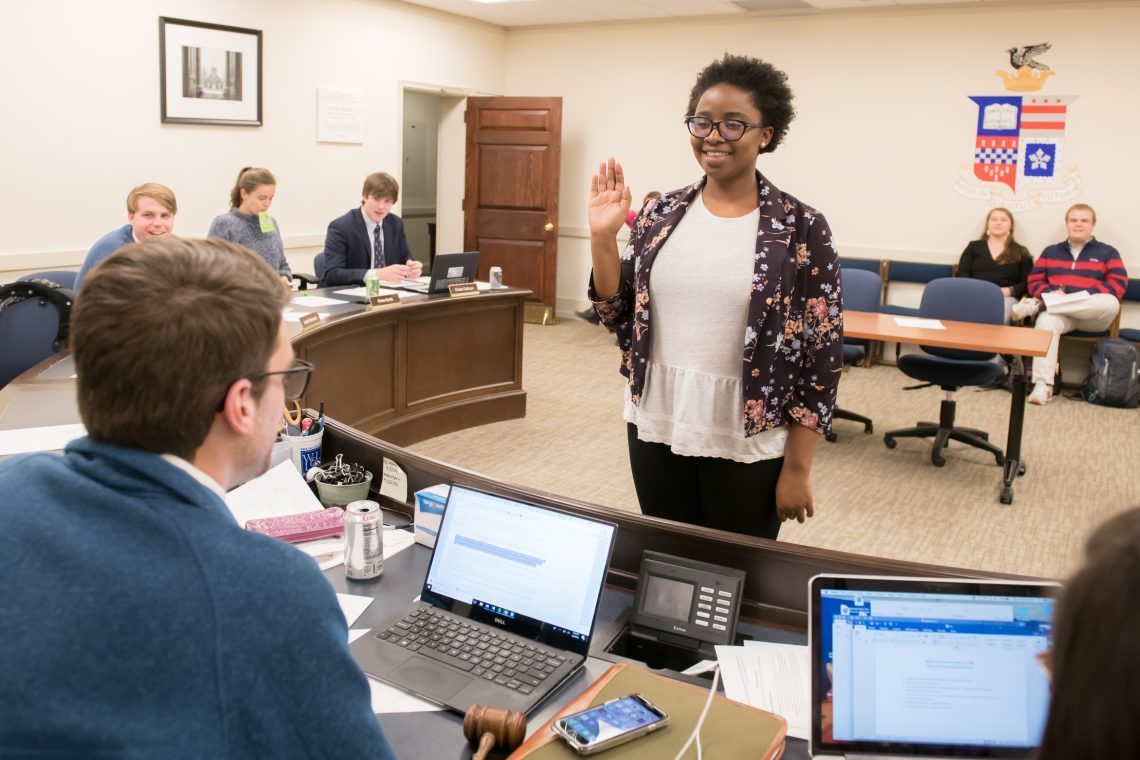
[{"x1": 1016, "y1": 204, "x2": 1128, "y2": 405}]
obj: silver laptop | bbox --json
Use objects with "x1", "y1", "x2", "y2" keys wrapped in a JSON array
[
  {"x1": 809, "y1": 574, "x2": 1059, "y2": 759},
  {"x1": 396, "y1": 251, "x2": 479, "y2": 294},
  {"x1": 350, "y1": 485, "x2": 617, "y2": 715}
]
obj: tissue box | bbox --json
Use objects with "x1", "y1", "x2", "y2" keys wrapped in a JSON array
[{"x1": 414, "y1": 484, "x2": 450, "y2": 548}]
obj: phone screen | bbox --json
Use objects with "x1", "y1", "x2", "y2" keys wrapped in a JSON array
[{"x1": 560, "y1": 695, "x2": 664, "y2": 747}]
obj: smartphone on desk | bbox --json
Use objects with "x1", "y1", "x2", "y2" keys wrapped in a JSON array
[{"x1": 552, "y1": 693, "x2": 669, "y2": 755}]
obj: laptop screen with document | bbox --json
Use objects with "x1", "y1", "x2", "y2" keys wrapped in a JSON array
[
  {"x1": 810, "y1": 575, "x2": 1059, "y2": 758},
  {"x1": 421, "y1": 486, "x2": 617, "y2": 656}
]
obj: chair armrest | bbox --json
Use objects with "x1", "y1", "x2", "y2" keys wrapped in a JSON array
[{"x1": 292, "y1": 272, "x2": 319, "y2": 289}]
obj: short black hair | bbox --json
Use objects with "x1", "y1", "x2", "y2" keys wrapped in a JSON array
[{"x1": 686, "y1": 54, "x2": 795, "y2": 154}]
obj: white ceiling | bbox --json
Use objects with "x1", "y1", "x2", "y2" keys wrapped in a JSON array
[{"x1": 395, "y1": 0, "x2": 1088, "y2": 29}]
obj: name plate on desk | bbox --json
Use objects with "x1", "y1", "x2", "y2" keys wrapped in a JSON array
[
  {"x1": 369, "y1": 294, "x2": 400, "y2": 308},
  {"x1": 448, "y1": 283, "x2": 479, "y2": 297},
  {"x1": 298, "y1": 311, "x2": 322, "y2": 329}
]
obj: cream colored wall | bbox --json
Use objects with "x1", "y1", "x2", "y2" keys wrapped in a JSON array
[
  {"x1": 0, "y1": 0, "x2": 505, "y2": 281},
  {"x1": 499, "y1": 2, "x2": 1140, "y2": 321}
]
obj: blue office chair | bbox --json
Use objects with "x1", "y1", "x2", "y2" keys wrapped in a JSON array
[
  {"x1": 0, "y1": 280, "x2": 75, "y2": 389},
  {"x1": 293, "y1": 252, "x2": 328, "y2": 290},
  {"x1": 19, "y1": 270, "x2": 78, "y2": 290},
  {"x1": 828, "y1": 268, "x2": 881, "y2": 442},
  {"x1": 879, "y1": 260, "x2": 956, "y2": 364},
  {"x1": 882, "y1": 278, "x2": 1005, "y2": 468}
]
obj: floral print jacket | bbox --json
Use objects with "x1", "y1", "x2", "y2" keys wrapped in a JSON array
[{"x1": 589, "y1": 170, "x2": 844, "y2": 437}]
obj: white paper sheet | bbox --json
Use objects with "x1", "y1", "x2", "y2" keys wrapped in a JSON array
[
  {"x1": 291, "y1": 294, "x2": 348, "y2": 308},
  {"x1": 894, "y1": 316, "x2": 945, "y2": 330},
  {"x1": 716, "y1": 642, "x2": 811, "y2": 740},
  {"x1": 1041, "y1": 289, "x2": 1092, "y2": 315},
  {"x1": 367, "y1": 675, "x2": 442, "y2": 714},
  {"x1": 283, "y1": 310, "x2": 331, "y2": 323},
  {"x1": 336, "y1": 593, "x2": 373, "y2": 627},
  {"x1": 296, "y1": 536, "x2": 344, "y2": 570},
  {"x1": 225, "y1": 460, "x2": 324, "y2": 528},
  {"x1": 348, "y1": 628, "x2": 370, "y2": 644},
  {"x1": 0, "y1": 423, "x2": 86, "y2": 456},
  {"x1": 333, "y1": 287, "x2": 368, "y2": 298},
  {"x1": 384, "y1": 526, "x2": 416, "y2": 557}
]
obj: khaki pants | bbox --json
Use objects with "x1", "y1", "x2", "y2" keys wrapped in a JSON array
[{"x1": 1031, "y1": 293, "x2": 1120, "y2": 386}]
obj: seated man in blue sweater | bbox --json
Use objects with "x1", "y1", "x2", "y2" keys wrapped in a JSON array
[
  {"x1": 0, "y1": 238, "x2": 398, "y2": 758},
  {"x1": 74, "y1": 182, "x2": 177, "y2": 289},
  {"x1": 320, "y1": 171, "x2": 422, "y2": 287}
]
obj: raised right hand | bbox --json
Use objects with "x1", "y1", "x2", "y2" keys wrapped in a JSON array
[{"x1": 588, "y1": 158, "x2": 632, "y2": 237}]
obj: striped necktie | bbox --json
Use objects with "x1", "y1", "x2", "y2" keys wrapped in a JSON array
[{"x1": 372, "y1": 221, "x2": 385, "y2": 269}]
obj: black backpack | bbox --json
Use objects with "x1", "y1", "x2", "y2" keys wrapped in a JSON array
[{"x1": 1084, "y1": 338, "x2": 1140, "y2": 408}]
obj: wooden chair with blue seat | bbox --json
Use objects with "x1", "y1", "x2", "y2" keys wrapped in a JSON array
[
  {"x1": 1052, "y1": 282, "x2": 1127, "y2": 388},
  {"x1": 879, "y1": 260, "x2": 956, "y2": 365},
  {"x1": 0, "y1": 279, "x2": 75, "y2": 390},
  {"x1": 882, "y1": 278, "x2": 1006, "y2": 468},
  {"x1": 1118, "y1": 279, "x2": 1140, "y2": 345},
  {"x1": 828, "y1": 267, "x2": 881, "y2": 442}
]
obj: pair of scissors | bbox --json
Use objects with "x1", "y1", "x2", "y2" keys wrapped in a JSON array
[{"x1": 282, "y1": 401, "x2": 303, "y2": 433}]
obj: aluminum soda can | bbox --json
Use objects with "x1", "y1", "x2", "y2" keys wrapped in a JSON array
[
  {"x1": 489, "y1": 266, "x2": 503, "y2": 289},
  {"x1": 345, "y1": 500, "x2": 383, "y2": 580}
]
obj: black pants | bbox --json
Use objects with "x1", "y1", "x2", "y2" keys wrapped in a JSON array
[{"x1": 626, "y1": 424, "x2": 784, "y2": 540}]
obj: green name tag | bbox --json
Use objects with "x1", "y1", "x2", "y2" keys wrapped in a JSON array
[{"x1": 259, "y1": 212, "x2": 275, "y2": 233}]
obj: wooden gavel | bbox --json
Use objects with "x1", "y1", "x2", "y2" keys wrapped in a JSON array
[{"x1": 464, "y1": 704, "x2": 527, "y2": 760}]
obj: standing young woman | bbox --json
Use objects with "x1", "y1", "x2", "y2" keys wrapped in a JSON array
[
  {"x1": 587, "y1": 54, "x2": 843, "y2": 540},
  {"x1": 955, "y1": 207, "x2": 1033, "y2": 323},
  {"x1": 207, "y1": 167, "x2": 292, "y2": 286}
]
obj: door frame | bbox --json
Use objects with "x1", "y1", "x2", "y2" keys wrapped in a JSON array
[{"x1": 398, "y1": 81, "x2": 498, "y2": 263}]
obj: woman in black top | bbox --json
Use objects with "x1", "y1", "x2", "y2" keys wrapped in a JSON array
[{"x1": 955, "y1": 207, "x2": 1033, "y2": 323}]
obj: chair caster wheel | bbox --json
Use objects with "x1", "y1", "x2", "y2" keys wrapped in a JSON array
[
  {"x1": 1018, "y1": 462, "x2": 1027, "y2": 476},
  {"x1": 994, "y1": 453, "x2": 1004, "y2": 466},
  {"x1": 932, "y1": 452, "x2": 946, "y2": 467},
  {"x1": 1000, "y1": 487, "x2": 1013, "y2": 505},
  {"x1": 884, "y1": 436, "x2": 897, "y2": 449},
  {"x1": 863, "y1": 423, "x2": 873, "y2": 434},
  {"x1": 826, "y1": 431, "x2": 837, "y2": 443}
]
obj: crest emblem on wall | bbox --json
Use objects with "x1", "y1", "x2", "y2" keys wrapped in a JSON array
[{"x1": 954, "y1": 44, "x2": 1081, "y2": 210}]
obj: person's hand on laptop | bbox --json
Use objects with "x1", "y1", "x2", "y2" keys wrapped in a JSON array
[{"x1": 371, "y1": 264, "x2": 410, "y2": 282}]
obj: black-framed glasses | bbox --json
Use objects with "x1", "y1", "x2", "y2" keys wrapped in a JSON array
[
  {"x1": 249, "y1": 358, "x2": 314, "y2": 400},
  {"x1": 684, "y1": 116, "x2": 766, "y2": 142}
]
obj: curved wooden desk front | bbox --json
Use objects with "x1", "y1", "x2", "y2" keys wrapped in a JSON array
[
  {"x1": 0, "y1": 286, "x2": 529, "y2": 447},
  {"x1": 290, "y1": 287, "x2": 528, "y2": 446}
]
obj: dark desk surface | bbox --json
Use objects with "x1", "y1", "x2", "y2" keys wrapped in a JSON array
[{"x1": 332, "y1": 519, "x2": 811, "y2": 760}]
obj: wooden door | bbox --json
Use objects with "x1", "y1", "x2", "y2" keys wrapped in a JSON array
[{"x1": 464, "y1": 96, "x2": 561, "y2": 324}]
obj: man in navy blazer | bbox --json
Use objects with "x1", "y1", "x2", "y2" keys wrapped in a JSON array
[{"x1": 320, "y1": 172, "x2": 422, "y2": 287}]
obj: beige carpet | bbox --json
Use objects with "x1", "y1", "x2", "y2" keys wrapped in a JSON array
[{"x1": 409, "y1": 319, "x2": 1140, "y2": 580}]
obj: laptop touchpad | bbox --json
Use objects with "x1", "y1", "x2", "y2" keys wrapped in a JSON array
[{"x1": 390, "y1": 657, "x2": 472, "y2": 700}]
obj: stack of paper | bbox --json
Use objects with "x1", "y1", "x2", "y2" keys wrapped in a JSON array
[{"x1": 715, "y1": 641, "x2": 811, "y2": 740}]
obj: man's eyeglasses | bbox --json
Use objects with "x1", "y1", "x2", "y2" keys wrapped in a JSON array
[
  {"x1": 249, "y1": 358, "x2": 315, "y2": 401},
  {"x1": 684, "y1": 116, "x2": 766, "y2": 142}
]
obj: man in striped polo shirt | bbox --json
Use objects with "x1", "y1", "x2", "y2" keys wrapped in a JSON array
[{"x1": 1020, "y1": 204, "x2": 1128, "y2": 405}]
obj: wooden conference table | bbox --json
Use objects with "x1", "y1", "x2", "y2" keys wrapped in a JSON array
[
  {"x1": 0, "y1": 299, "x2": 1048, "y2": 759},
  {"x1": 844, "y1": 310, "x2": 1051, "y2": 505},
  {"x1": 0, "y1": 285, "x2": 530, "y2": 447}
]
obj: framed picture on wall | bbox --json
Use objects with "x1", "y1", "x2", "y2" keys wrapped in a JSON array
[{"x1": 159, "y1": 17, "x2": 262, "y2": 126}]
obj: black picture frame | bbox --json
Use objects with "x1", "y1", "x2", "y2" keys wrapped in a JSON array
[{"x1": 159, "y1": 17, "x2": 262, "y2": 126}]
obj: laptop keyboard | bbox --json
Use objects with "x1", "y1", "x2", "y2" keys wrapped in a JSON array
[{"x1": 376, "y1": 607, "x2": 568, "y2": 695}]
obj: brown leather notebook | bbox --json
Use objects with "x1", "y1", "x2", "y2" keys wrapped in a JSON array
[{"x1": 508, "y1": 664, "x2": 786, "y2": 759}]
